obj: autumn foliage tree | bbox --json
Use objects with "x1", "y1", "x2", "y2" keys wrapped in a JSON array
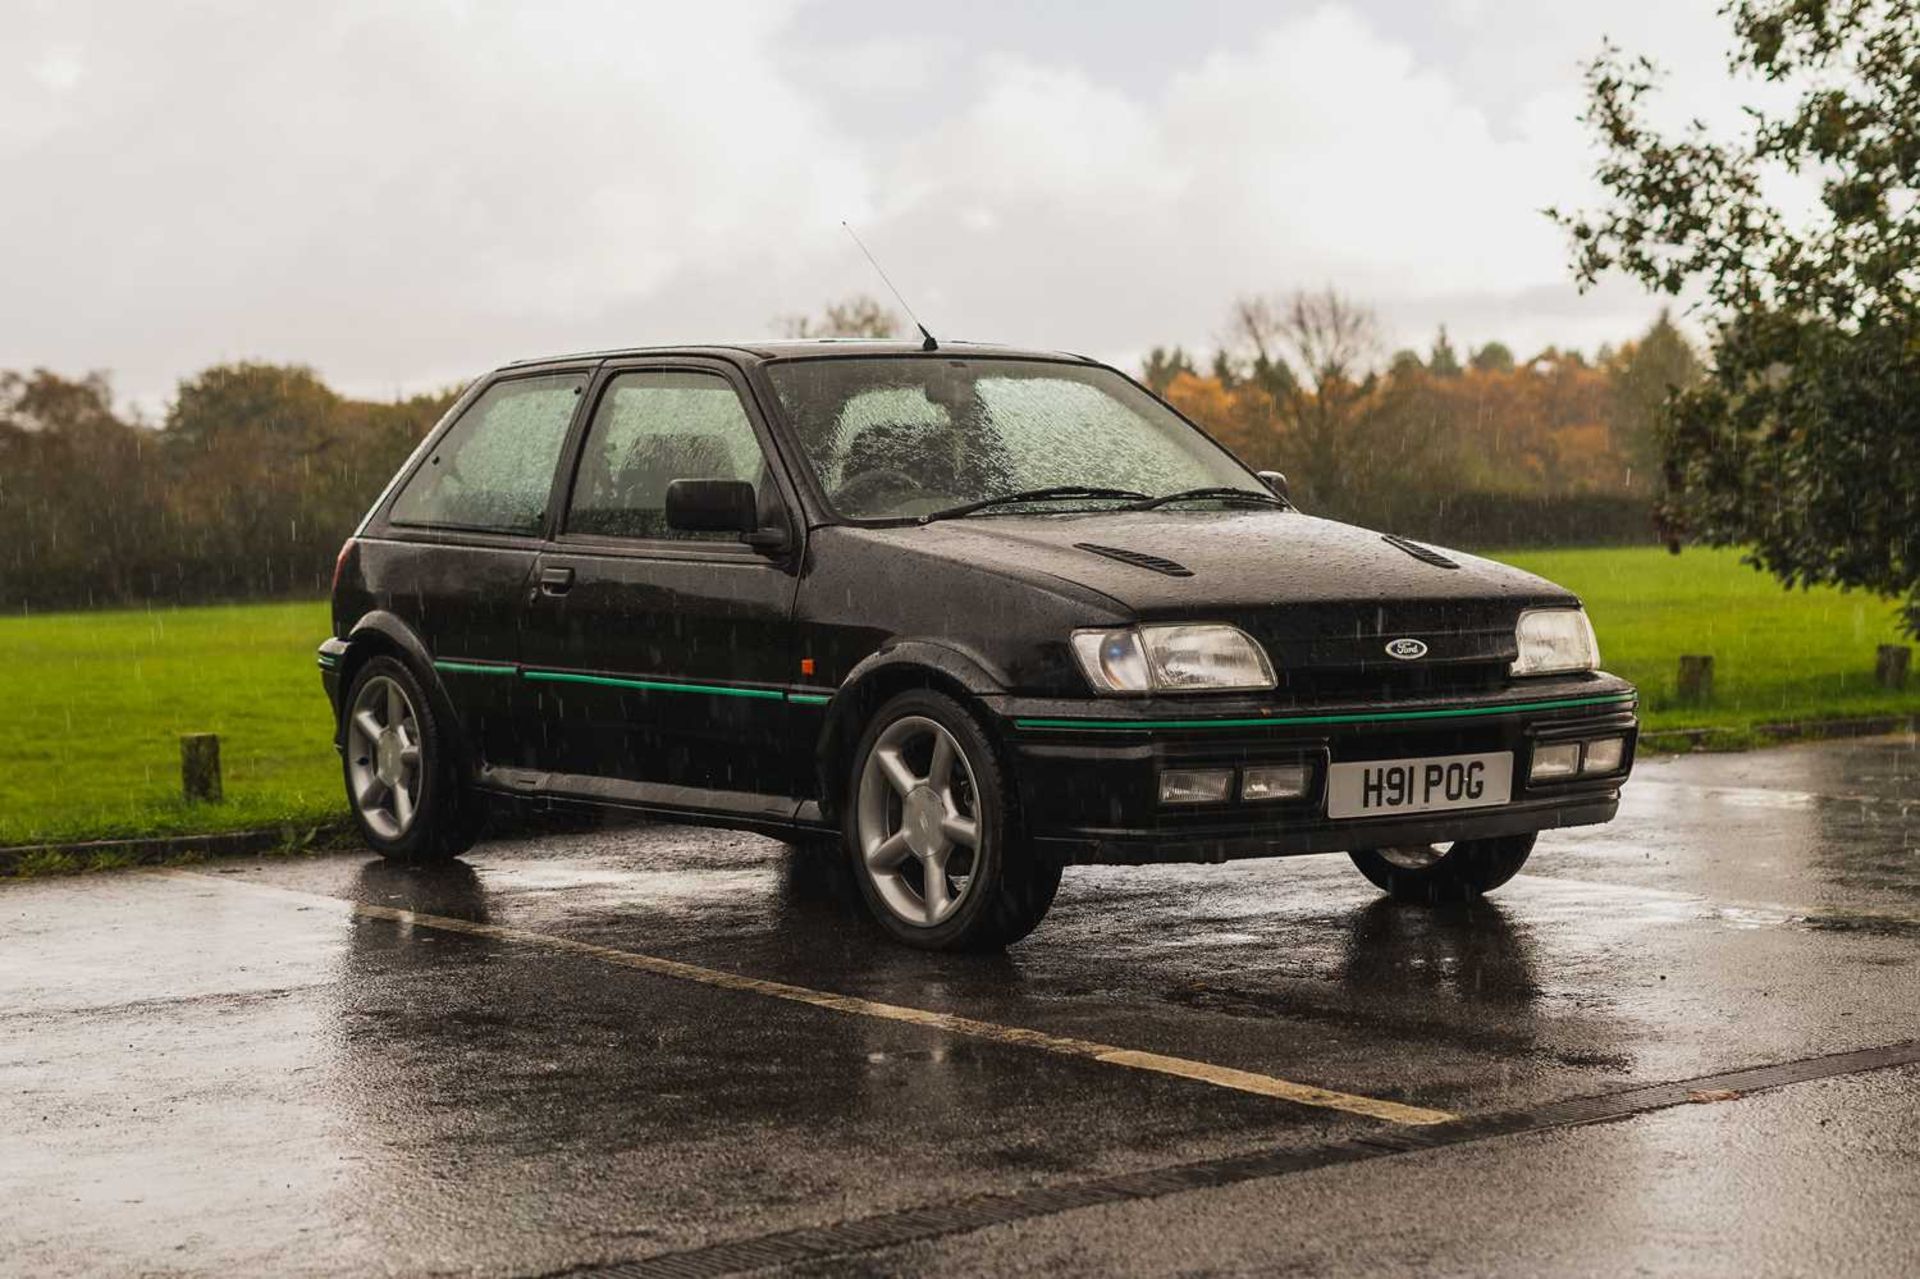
[{"x1": 1159, "y1": 298, "x2": 1693, "y2": 539}]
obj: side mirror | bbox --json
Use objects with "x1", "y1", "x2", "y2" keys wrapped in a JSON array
[
  {"x1": 1257, "y1": 470, "x2": 1291, "y2": 502},
  {"x1": 664, "y1": 478, "x2": 793, "y2": 553},
  {"x1": 665, "y1": 479, "x2": 757, "y2": 534}
]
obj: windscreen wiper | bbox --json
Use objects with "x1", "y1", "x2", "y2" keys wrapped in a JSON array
[
  {"x1": 1125, "y1": 486, "x2": 1289, "y2": 511},
  {"x1": 917, "y1": 486, "x2": 1153, "y2": 525}
]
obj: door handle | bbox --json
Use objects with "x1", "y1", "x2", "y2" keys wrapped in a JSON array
[{"x1": 537, "y1": 566, "x2": 575, "y2": 597}]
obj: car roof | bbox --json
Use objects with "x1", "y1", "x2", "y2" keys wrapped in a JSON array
[{"x1": 499, "y1": 339, "x2": 1100, "y2": 372}]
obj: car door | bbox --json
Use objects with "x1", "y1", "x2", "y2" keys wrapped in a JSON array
[
  {"x1": 517, "y1": 359, "x2": 805, "y2": 815},
  {"x1": 373, "y1": 368, "x2": 589, "y2": 766}
]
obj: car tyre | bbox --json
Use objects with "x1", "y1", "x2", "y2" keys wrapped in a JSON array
[
  {"x1": 341, "y1": 655, "x2": 485, "y2": 864},
  {"x1": 844, "y1": 689, "x2": 1060, "y2": 951},
  {"x1": 1348, "y1": 834, "x2": 1535, "y2": 904}
]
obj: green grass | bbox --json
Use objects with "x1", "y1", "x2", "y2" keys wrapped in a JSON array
[
  {"x1": 1495, "y1": 545, "x2": 1919, "y2": 737},
  {"x1": 0, "y1": 600, "x2": 341, "y2": 846},
  {"x1": 4, "y1": 547, "x2": 1917, "y2": 846}
]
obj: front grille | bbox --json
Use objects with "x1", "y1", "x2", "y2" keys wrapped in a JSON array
[{"x1": 1274, "y1": 660, "x2": 1509, "y2": 704}]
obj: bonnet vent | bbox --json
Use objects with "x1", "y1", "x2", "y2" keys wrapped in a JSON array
[
  {"x1": 1381, "y1": 534, "x2": 1460, "y2": 569},
  {"x1": 1074, "y1": 543, "x2": 1194, "y2": 577}
]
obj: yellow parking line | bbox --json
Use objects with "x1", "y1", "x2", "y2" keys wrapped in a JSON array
[{"x1": 160, "y1": 869, "x2": 1455, "y2": 1126}]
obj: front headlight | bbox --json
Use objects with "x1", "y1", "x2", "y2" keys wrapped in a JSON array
[
  {"x1": 1071, "y1": 624, "x2": 1275, "y2": 695},
  {"x1": 1511, "y1": 608, "x2": 1600, "y2": 677}
]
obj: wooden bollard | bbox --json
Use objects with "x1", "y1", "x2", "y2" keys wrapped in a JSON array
[
  {"x1": 1877, "y1": 644, "x2": 1911, "y2": 690},
  {"x1": 181, "y1": 733, "x2": 223, "y2": 803},
  {"x1": 1677, "y1": 655, "x2": 1714, "y2": 704}
]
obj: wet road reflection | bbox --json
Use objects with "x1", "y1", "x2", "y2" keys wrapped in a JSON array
[
  {"x1": 1335, "y1": 898, "x2": 1538, "y2": 1008},
  {"x1": 2, "y1": 735, "x2": 1916, "y2": 1276}
]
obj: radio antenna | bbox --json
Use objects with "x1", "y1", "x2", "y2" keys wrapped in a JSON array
[{"x1": 842, "y1": 220, "x2": 938, "y2": 351}]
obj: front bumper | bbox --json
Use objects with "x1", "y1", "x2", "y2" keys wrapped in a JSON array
[{"x1": 997, "y1": 675, "x2": 1636, "y2": 865}]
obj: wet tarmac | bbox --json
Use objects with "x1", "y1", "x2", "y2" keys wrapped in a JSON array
[{"x1": 3, "y1": 734, "x2": 1918, "y2": 1276}]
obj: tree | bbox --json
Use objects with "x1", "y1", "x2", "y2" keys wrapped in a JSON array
[
  {"x1": 1140, "y1": 346, "x2": 1197, "y2": 394},
  {"x1": 163, "y1": 364, "x2": 343, "y2": 595},
  {"x1": 1429, "y1": 327, "x2": 1463, "y2": 377},
  {"x1": 0, "y1": 360, "x2": 457, "y2": 611},
  {"x1": 1606, "y1": 310, "x2": 1704, "y2": 493},
  {"x1": 0, "y1": 371, "x2": 166, "y2": 606},
  {"x1": 777, "y1": 294, "x2": 902, "y2": 339},
  {"x1": 1222, "y1": 288, "x2": 1378, "y2": 506},
  {"x1": 1554, "y1": 0, "x2": 1920, "y2": 627},
  {"x1": 1469, "y1": 341, "x2": 1515, "y2": 374}
]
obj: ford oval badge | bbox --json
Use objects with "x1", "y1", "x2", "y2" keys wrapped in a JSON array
[{"x1": 1386, "y1": 638, "x2": 1428, "y2": 660}]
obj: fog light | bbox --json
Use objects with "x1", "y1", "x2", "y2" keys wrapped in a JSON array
[
  {"x1": 1159, "y1": 769, "x2": 1233, "y2": 804},
  {"x1": 1583, "y1": 736, "x2": 1625, "y2": 774},
  {"x1": 1530, "y1": 742, "x2": 1582, "y2": 781},
  {"x1": 1242, "y1": 763, "x2": 1310, "y2": 801}
]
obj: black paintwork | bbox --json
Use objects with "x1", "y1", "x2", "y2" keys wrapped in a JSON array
[{"x1": 323, "y1": 341, "x2": 1637, "y2": 860}]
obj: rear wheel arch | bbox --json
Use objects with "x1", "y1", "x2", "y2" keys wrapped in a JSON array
[
  {"x1": 335, "y1": 614, "x2": 472, "y2": 776},
  {"x1": 341, "y1": 653, "x2": 486, "y2": 863}
]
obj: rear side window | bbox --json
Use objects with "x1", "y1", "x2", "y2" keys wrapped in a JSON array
[
  {"x1": 567, "y1": 370, "x2": 768, "y2": 540},
  {"x1": 388, "y1": 372, "x2": 585, "y2": 534}
]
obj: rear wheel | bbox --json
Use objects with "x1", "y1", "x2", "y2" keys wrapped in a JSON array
[
  {"x1": 342, "y1": 656, "x2": 485, "y2": 864},
  {"x1": 1348, "y1": 834, "x2": 1535, "y2": 904},
  {"x1": 845, "y1": 690, "x2": 1060, "y2": 951}
]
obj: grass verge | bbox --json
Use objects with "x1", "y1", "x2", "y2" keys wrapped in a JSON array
[
  {"x1": 1495, "y1": 546, "x2": 1920, "y2": 743},
  {"x1": 1, "y1": 599, "x2": 340, "y2": 847}
]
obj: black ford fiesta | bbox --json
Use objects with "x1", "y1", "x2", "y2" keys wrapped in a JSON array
[{"x1": 319, "y1": 341, "x2": 1637, "y2": 950}]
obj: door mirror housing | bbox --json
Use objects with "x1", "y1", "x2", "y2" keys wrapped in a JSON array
[
  {"x1": 665, "y1": 478, "x2": 792, "y2": 553},
  {"x1": 665, "y1": 479, "x2": 757, "y2": 534},
  {"x1": 1256, "y1": 470, "x2": 1290, "y2": 502}
]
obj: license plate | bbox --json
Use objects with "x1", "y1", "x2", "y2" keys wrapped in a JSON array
[{"x1": 1325, "y1": 751, "x2": 1513, "y2": 820}]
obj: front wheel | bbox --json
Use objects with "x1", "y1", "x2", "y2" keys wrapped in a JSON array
[
  {"x1": 844, "y1": 690, "x2": 1060, "y2": 951},
  {"x1": 1348, "y1": 834, "x2": 1535, "y2": 904},
  {"x1": 342, "y1": 656, "x2": 485, "y2": 864}
]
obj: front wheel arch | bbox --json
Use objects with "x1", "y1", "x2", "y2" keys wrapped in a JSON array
[
  {"x1": 814, "y1": 647, "x2": 1007, "y2": 825},
  {"x1": 842, "y1": 686, "x2": 1059, "y2": 949}
]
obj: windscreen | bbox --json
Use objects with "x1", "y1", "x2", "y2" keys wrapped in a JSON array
[{"x1": 763, "y1": 357, "x2": 1261, "y2": 520}]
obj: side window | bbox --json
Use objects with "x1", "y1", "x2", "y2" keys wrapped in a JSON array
[
  {"x1": 567, "y1": 370, "x2": 769, "y2": 541},
  {"x1": 388, "y1": 373, "x2": 584, "y2": 534}
]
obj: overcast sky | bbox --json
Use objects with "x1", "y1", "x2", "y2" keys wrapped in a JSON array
[{"x1": 4, "y1": 0, "x2": 1750, "y2": 410}]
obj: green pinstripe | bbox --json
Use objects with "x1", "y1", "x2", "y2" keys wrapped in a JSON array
[
  {"x1": 433, "y1": 659, "x2": 516, "y2": 677},
  {"x1": 431, "y1": 657, "x2": 835, "y2": 705},
  {"x1": 523, "y1": 669, "x2": 786, "y2": 701}
]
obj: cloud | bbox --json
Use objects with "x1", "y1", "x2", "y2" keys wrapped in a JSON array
[
  {"x1": 806, "y1": 5, "x2": 1657, "y2": 360},
  {"x1": 0, "y1": 0, "x2": 1722, "y2": 407}
]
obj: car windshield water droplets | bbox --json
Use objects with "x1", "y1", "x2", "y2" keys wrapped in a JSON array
[{"x1": 765, "y1": 358, "x2": 1266, "y2": 521}]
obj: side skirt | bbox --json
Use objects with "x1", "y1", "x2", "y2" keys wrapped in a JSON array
[{"x1": 475, "y1": 766, "x2": 832, "y2": 840}]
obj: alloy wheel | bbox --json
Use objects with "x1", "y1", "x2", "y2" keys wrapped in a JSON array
[
  {"x1": 347, "y1": 674, "x2": 424, "y2": 840},
  {"x1": 855, "y1": 715, "x2": 983, "y2": 927}
]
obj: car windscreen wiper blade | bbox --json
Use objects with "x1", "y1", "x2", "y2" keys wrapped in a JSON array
[
  {"x1": 917, "y1": 486, "x2": 1153, "y2": 525},
  {"x1": 1125, "y1": 486, "x2": 1289, "y2": 511}
]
